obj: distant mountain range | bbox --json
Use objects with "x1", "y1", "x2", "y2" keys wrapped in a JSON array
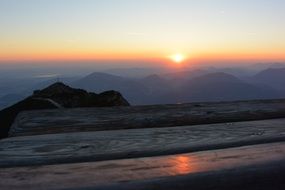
[
  {"x1": 71, "y1": 72, "x2": 149, "y2": 104},
  {"x1": 250, "y1": 68, "x2": 285, "y2": 91},
  {"x1": 172, "y1": 72, "x2": 283, "y2": 103},
  {"x1": 70, "y1": 68, "x2": 285, "y2": 105},
  {"x1": 0, "y1": 67, "x2": 285, "y2": 108}
]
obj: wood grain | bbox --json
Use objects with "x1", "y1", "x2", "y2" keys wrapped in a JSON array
[
  {"x1": 1, "y1": 142, "x2": 285, "y2": 190},
  {"x1": 9, "y1": 99, "x2": 285, "y2": 137},
  {"x1": 1, "y1": 118, "x2": 285, "y2": 167}
]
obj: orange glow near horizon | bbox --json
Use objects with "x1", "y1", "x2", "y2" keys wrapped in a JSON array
[
  {"x1": 1, "y1": 1, "x2": 285, "y2": 65},
  {"x1": 1, "y1": 50, "x2": 285, "y2": 64},
  {"x1": 1, "y1": 33, "x2": 285, "y2": 64},
  {"x1": 1, "y1": 38, "x2": 285, "y2": 63}
]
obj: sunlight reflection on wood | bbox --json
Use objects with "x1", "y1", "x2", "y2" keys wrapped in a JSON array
[
  {"x1": 158, "y1": 155, "x2": 200, "y2": 176},
  {"x1": 1, "y1": 143, "x2": 285, "y2": 190},
  {"x1": 171, "y1": 155, "x2": 196, "y2": 174}
]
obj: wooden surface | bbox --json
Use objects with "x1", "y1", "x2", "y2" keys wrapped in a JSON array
[
  {"x1": 2, "y1": 99, "x2": 285, "y2": 189},
  {"x1": 1, "y1": 142, "x2": 285, "y2": 190},
  {"x1": 9, "y1": 99, "x2": 285, "y2": 137},
  {"x1": 1, "y1": 118, "x2": 285, "y2": 168}
]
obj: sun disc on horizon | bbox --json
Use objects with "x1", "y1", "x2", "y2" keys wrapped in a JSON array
[{"x1": 170, "y1": 54, "x2": 185, "y2": 63}]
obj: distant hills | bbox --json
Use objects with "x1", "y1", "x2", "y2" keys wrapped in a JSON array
[
  {"x1": 0, "y1": 66, "x2": 285, "y2": 108},
  {"x1": 173, "y1": 72, "x2": 283, "y2": 103},
  {"x1": 70, "y1": 68, "x2": 285, "y2": 105},
  {"x1": 72, "y1": 72, "x2": 148, "y2": 104},
  {"x1": 0, "y1": 82, "x2": 129, "y2": 139},
  {"x1": 251, "y1": 68, "x2": 285, "y2": 91}
]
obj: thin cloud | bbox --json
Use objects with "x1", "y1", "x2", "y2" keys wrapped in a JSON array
[{"x1": 33, "y1": 74, "x2": 60, "y2": 78}]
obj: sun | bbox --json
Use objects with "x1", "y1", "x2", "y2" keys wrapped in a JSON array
[{"x1": 170, "y1": 54, "x2": 185, "y2": 63}]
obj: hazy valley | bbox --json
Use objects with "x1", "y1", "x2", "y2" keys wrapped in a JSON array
[{"x1": 1, "y1": 63, "x2": 285, "y2": 109}]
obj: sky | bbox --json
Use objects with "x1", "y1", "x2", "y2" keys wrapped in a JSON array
[{"x1": 0, "y1": 0, "x2": 285, "y2": 67}]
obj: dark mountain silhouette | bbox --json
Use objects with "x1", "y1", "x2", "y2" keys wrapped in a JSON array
[
  {"x1": 0, "y1": 82, "x2": 129, "y2": 139},
  {"x1": 162, "y1": 69, "x2": 209, "y2": 80},
  {"x1": 248, "y1": 63, "x2": 285, "y2": 71},
  {"x1": 158, "y1": 69, "x2": 212, "y2": 91},
  {"x1": 104, "y1": 67, "x2": 163, "y2": 78},
  {"x1": 30, "y1": 77, "x2": 80, "y2": 92},
  {"x1": 171, "y1": 72, "x2": 283, "y2": 102},
  {"x1": 252, "y1": 68, "x2": 285, "y2": 91},
  {"x1": 207, "y1": 67, "x2": 253, "y2": 78},
  {"x1": 32, "y1": 82, "x2": 129, "y2": 107},
  {"x1": 70, "y1": 71, "x2": 285, "y2": 105},
  {"x1": 192, "y1": 72, "x2": 241, "y2": 83},
  {"x1": 71, "y1": 72, "x2": 149, "y2": 104},
  {"x1": 141, "y1": 75, "x2": 170, "y2": 94},
  {"x1": 0, "y1": 77, "x2": 81, "y2": 110},
  {"x1": 136, "y1": 75, "x2": 173, "y2": 104}
]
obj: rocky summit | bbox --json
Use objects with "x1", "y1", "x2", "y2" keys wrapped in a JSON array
[
  {"x1": 0, "y1": 82, "x2": 130, "y2": 139},
  {"x1": 32, "y1": 82, "x2": 130, "y2": 108}
]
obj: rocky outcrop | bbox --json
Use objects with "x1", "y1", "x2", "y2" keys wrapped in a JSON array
[
  {"x1": 0, "y1": 82, "x2": 130, "y2": 139},
  {"x1": 32, "y1": 82, "x2": 130, "y2": 108}
]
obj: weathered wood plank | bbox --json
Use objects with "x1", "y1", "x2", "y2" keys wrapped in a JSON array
[
  {"x1": 1, "y1": 142, "x2": 285, "y2": 190},
  {"x1": 1, "y1": 118, "x2": 285, "y2": 168},
  {"x1": 9, "y1": 99, "x2": 285, "y2": 137}
]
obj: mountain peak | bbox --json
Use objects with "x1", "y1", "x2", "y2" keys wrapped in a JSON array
[
  {"x1": 252, "y1": 67, "x2": 285, "y2": 90},
  {"x1": 0, "y1": 82, "x2": 130, "y2": 139},
  {"x1": 31, "y1": 82, "x2": 130, "y2": 107},
  {"x1": 33, "y1": 82, "x2": 85, "y2": 97},
  {"x1": 46, "y1": 82, "x2": 68, "y2": 88},
  {"x1": 143, "y1": 74, "x2": 162, "y2": 80},
  {"x1": 193, "y1": 72, "x2": 241, "y2": 83},
  {"x1": 257, "y1": 67, "x2": 285, "y2": 75},
  {"x1": 86, "y1": 72, "x2": 122, "y2": 79},
  {"x1": 37, "y1": 82, "x2": 70, "y2": 90}
]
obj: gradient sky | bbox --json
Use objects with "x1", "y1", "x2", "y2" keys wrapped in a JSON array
[{"x1": 0, "y1": 0, "x2": 285, "y2": 64}]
